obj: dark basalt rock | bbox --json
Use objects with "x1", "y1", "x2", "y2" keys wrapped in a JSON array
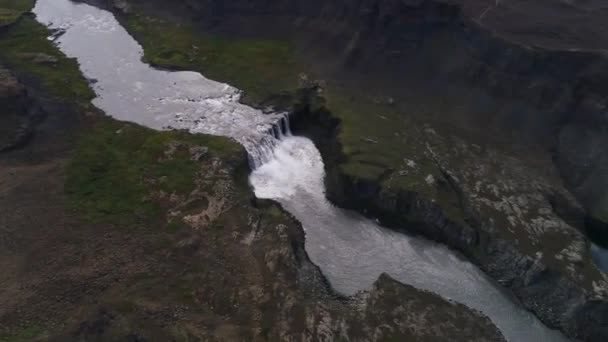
[
  {"x1": 120, "y1": 0, "x2": 608, "y2": 229},
  {"x1": 79, "y1": 0, "x2": 608, "y2": 339},
  {"x1": 290, "y1": 91, "x2": 608, "y2": 341}
]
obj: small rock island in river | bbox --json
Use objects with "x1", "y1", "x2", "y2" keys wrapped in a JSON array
[{"x1": 1, "y1": 0, "x2": 607, "y2": 341}]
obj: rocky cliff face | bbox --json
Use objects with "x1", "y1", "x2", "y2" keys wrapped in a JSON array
[
  {"x1": 0, "y1": 61, "x2": 505, "y2": 342},
  {"x1": 159, "y1": 0, "x2": 608, "y2": 239},
  {"x1": 184, "y1": 0, "x2": 608, "y2": 339},
  {"x1": 291, "y1": 91, "x2": 608, "y2": 341},
  {"x1": 87, "y1": 0, "x2": 608, "y2": 339}
]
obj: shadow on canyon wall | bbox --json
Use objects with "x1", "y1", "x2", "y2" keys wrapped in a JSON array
[{"x1": 171, "y1": 0, "x2": 608, "y2": 244}]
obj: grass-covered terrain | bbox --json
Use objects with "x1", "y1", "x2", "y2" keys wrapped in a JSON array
[
  {"x1": 0, "y1": 8, "x2": 21, "y2": 27},
  {"x1": 0, "y1": 0, "x2": 94, "y2": 104},
  {"x1": 66, "y1": 118, "x2": 246, "y2": 229},
  {"x1": 124, "y1": 12, "x2": 298, "y2": 104},
  {"x1": 323, "y1": 87, "x2": 444, "y2": 193},
  {"x1": 0, "y1": 326, "x2": 43, "y2": 342},
  {"x1": 0, "y1": 3, "x2": 300, "y2": 338},
  {"x1": 119, "y1": 5, "x2": 434, "y2": 187},
  {"x1": 0, "y1": 0, "x2": 33, "y2": 26},
  {"x1": 0, "y1": 3, "x2": 257, "y2": 338},
  {"x1": 111, "y1": 5, "x2": 608, "y2": 329},
  {"x1": 117, "y1": 5, "x2": 443, "y2": 201},
  {"x1": 115, "y1": 4, "x2": 471, "y2": 222},
  {"x1": 0, "y1": 34, "x2": 499, "y2": 340},
  {"x1": 1, "y1": 1, "x2": 604, "y2": 340}
]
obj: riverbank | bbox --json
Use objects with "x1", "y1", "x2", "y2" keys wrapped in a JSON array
[
  {"x1": 85, "y1": 0, "x2": 608, "y2": 340},
  {"x1": 0, "y1": 1, "x2": 505, "y2": 340}
]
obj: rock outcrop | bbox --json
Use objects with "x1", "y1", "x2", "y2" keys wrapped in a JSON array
[
  {"x1": 168, "y1": 0, "x2": 608, "y2": 240},
  {"x1": 291, "y1": 89, "x2": 608, "y2": 341},
  {"x1": 0, "y1": 5, "x2": 505, "y2": 340},
  {"x1": 0, "y1": 76, "x2": 505, "y2": 342},
  {"x1": 71, "y1": 0, "x2": 608, "y2": 339}
]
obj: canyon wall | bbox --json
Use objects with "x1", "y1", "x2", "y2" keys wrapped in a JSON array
[
  {"x1": 102, "y1": 0, "x2": 608, "y2": 340},
  {"x1": 154, "y1": 0, "x2": 608, "y2": 235}
]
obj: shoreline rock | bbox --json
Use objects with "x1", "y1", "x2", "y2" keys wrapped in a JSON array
[
  {"x1": 64, "y1": 0, "x2": 608, "y2": 339},
  {"x1": 0, "y1": 67, "x2": 506, "y2": 342},
  {"x1": 289, "y1": 90, "x2": 608, "y2": 341}
]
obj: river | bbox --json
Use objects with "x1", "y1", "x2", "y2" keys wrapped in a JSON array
[{"x1": 32, "y1": 0, "x2": 569, "y2": 340}]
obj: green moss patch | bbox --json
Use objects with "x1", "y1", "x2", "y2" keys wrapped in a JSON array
[
  {"x1": 122, "y1": 12, "x2": 298, "y2": 104},
  {"x1": 0, "y1": 326, "x2": 44, "y2": 342},
  {"x1": 0, "y1": 8, "x2": 20, "y2": 26},
  {"x1": 66, "y1": 118, "x2": 243, "y2": 228},
  {"x1": 114, "y1": 5, "x2": 444, "y2": 201},
  {"x1": 0, "y1": 0, "x2": 32, "y2": 35},
  {"x1": 0, "y1": 0, "x2": 34, "y2": 26},
  {"x1": 0, "y1": 0, "x2": 34, "y2": 11},
  {"x1": 0, "y1": 16, "x2": 94, "y2": 103},
  {"x1": 324, "y1": 86, "x2": 445, "y2": 198}
]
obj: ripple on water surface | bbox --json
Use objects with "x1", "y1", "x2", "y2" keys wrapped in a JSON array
[
  {"x1": 32, "y1": 0, "x2": 282, "y2": 151},
  {"x1": 250, "y1": 137, "x2": 569, "y2": 342},
  {"x1": 32, "y1": 0, "x2": 569, "y2": 341}
]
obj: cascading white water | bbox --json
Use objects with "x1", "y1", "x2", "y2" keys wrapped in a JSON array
[
  {"x1": 32, "y1": 0, "x2": 570, "y2": 341},
  {"x1": 31, "y1": 0, "x2": 284, "y2": 163},
  {"x1": 246, "y1": 114, "x2": 292, "y2": 168},
  {"x1": 250, "y1": 123, "x2": 569, "y2": 342}
]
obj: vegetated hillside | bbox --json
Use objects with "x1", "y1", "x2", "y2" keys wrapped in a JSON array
[
  {"x1": 0, "y1": 1, "x2": 505, "y2": 341},
  {"x1": 96, "y1": 0, "x2": 608, "y2": 340}
]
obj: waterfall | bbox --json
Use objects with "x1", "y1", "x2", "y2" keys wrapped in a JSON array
[
  {"x1": 31, "y1": 1, "x2": 572, "y2": 339},
  {"x1": 245, "y1": 113, "x2": 293, "y2": 170}
]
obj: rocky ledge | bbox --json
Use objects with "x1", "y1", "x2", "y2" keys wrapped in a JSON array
[
  {"x1": 291, "y1": 88, "x2": 608, "y2": 341},
  {"x1": 0, "y1": 66, "x2": 504, "y2": 342},
  {"x1": 63, "y1": 0, "x2": 608, "y2": 340},
  {"x1": 168, "y1": 0, "x2": 608, "y2": 244},
  {"x1": 0, "y1": 4, "x2": 504, "y2": 340}
]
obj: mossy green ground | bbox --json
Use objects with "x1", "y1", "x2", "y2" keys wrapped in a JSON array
[
  {"x1": 0, "y1": 0, "x2": 33, "y2": 26},
  {"x1": 323, "y1": 87, "x2": 443, "y2": 193},
  {"x1": 0, "y1": 4, "x2": 294, "y2": 338},
  {"x1": 0, "y1": 0, "x2": 94, "y2": 104},
  {"x1": 119, "y1": 7, "x2": 440, "y2": 200},
  {"x1": 0, "y1": 326, "x2": 44, "y2": 342},
  {"x1": 124, "y1": 12, "x2": 298, "y2": 104},
  {"x1": 66, "y1": 118, "x2": 245, "y2": 228}
]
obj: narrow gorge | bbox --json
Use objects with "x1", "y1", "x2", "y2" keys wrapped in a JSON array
[
  {"x1": 1, "y1": 0, "x2": 607, "y2": 341},
  {"x1": 28, "y1": 0, "x2": 597, "y2": 340}
]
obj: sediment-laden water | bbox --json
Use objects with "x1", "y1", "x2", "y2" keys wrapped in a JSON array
[{"x1": 33, "y1": 0, "x2": 569, "y2": 340}]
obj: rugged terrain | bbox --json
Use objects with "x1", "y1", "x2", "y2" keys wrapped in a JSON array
[
  {"x1": 78, "y1": 0, "x2": 608, "y2": 340},
  {"x1": 0, "y1": 1, "x2": 505, "y2": 341}
]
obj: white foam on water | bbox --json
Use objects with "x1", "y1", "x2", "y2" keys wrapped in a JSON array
[
  {"x1": 32, "y1": 0, "x2": 570, "y2": 340},
  {"x1": 251, "y1": 136, "x2": 569, "y2": 342},
  {"x1": 32, "y1": 0, "x2": 283, "y2": 160}
]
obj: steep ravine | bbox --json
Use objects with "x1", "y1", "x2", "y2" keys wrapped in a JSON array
[
  {"x1": 25, "y1": 0, "x2": 577, "y2": 340},
  {"x1": 290, "y1": 92, "x2": 608, "y2": 341},
  {"x1": 138, "y1": 0, "x2": 608, "y2": 244},
  {"x1": 133, "y1": 0, "x2": 608, "y2": 339},
  {"x1": 0, "y1": 68, "x2": 508, "y2": 341},
  {"x1": 43, "y1": 0, "x2": 608, "y2": 340},
  {"x1": 0, "y1": 3, "x2": 507, "y2": 341}
]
